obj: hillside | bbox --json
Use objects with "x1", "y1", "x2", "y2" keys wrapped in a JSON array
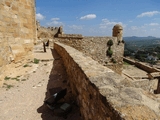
[
  {"x1": 124, "y1": 36, "x2": 160, "y2": 41},
  {"x1": 124, "y1": 36, "x2": 160, "y2": 64}
]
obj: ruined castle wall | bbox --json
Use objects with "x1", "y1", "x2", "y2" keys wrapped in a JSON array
[
  {"x1": 54, "y1": 36, "x2": 124, "y2": 74},
  {"x1": 37, "y1": 26, "x2": 59, "y2": 40},
  {"x1": 54, "y1": 42, "x2": 160, "y2": 120},
  {"x1": 0, "y1": 0, "x2": 36, "y2": 85}
]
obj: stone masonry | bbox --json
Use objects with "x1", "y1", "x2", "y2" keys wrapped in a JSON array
[
  {"x1": 54, "y1": 42, "x2": 160, "y2": 120},
  {"x1": 54, "y1": 36, "x2": 124, "y2": 74},
  {"x1": 54, "y1": 24, "x2": 124, "y2": 74},
  {"x1": 0, "y1": 0, "x2": 36, "y2": 86}
]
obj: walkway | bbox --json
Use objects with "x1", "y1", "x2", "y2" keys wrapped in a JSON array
[{"x1": 0, "y1": 43, "x2": 82, "y2": 120}]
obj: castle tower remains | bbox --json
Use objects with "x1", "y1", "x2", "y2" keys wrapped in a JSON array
[
  {"x1": 59, "y1": 26, "x2": 63, "y2": 34},
  {"x1": 112, "y1": 24, "x2": 123, "y2": 41}
]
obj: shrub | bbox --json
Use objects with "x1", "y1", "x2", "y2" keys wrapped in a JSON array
[
  {"x1": 107, "y1": 48, "x2": 113, "y2": 57},
  {"x1": 107, "y1": 40, "x2": 113, "y2": 46},
  {"x1": 4, "y1": 76, "x2": 10, "y2": 80},
  {"x1": 21, "y1": 79, "x2": 26, "y2": 81},
  {"x1": 33, "y1": 58, "x2": 39, "y2": 64},
  {"x1": 111, "y1": 58, "x2": 117, "y2": 63},
  {"x1": 23, "y1": 64, "x2": 29, "y2": 67},
  {"x1": 3, "y1": 83, "x2": 14, "y2": 90},
  {"x1": 11, "y1": 77, "x2": 20, "y2": 81},
  {"x1": 6, "y1": 84, "x2": 14, "y2": 89}
]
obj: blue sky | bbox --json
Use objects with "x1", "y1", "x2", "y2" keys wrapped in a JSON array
[{"x1": 36, "y1": 0, "x2": 160, "y2": 37}]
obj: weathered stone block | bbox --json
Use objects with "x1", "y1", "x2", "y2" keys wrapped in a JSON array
[
  {"x1": 23, "y1": 23, "x2": 32, "y2": 29},
  {"x1": 0, "y1": 26, "x2": 6, "y2": 32},
  {"x1": 12, "y1": 5, "x2": 18, "y2": 11},
  {"x1": 5, "y1": 1, "x2": 11, "y2": 7}
]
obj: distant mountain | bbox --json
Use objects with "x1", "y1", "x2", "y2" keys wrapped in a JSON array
[{"x1": 124, "y1": 36, "x2": 160, "y2": 41}]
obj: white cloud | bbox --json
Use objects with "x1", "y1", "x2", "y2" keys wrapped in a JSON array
[
  {"x1": 151, "y1": 28, "x2": 156, "y2": 31},
  {"x1": 131, "y1": 26, "x2": 139, "y2": 30},
  {"x1": 47, "y1": 18, "x2": 63, "y2": 26},
  {"x1": 137, "y1": 11, "x2": 160, "y2": 18},
  {"x1": 124, "y1": 24, "x2": 160, "y2": 37},
  {"x1": 51, "y1": 18, "x2": 60, "y2": 21},
  {"x1": 49, "y1": 21, "x2": 63, "y2": 25},
  {"x1": 68, "y1": 25, "x2": 83, "y2": 30},
  {"x1": 36, "y1": 13, "x2": 45, "y2": 21},
  {"x1": 130, "y1": 25, "x2": 146, "y2": 31},
  {"x1": 99, "y1": 19, "x2": 125, "y2": 29},
  {"x1": 148, "y1": 23, "x2": 159, "y2": 26},
  {"x1": 80, "y1": 14, "x2": 96, "y2": 20}
]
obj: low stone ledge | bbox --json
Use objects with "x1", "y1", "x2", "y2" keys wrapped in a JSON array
[
  {"x1": 57, "y1": 34, "x2": 83, "y2": 39},
  {"x1": 124, "y1": 57, "x2": 160, "y2": 73},
  {"x1": 54, "y1": 42, "x2": 160, "y2": 120}
]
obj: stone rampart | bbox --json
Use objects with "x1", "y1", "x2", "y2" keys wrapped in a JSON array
[
  {"x1": 54, "y1": 36, "x2": 124, "y2": 74},
  {"x1": 54, "y1": 42, "x2": 160, "y2": 120},
  {"x1": 0, "y1": 0, "x2": 36, "y2": 85}
]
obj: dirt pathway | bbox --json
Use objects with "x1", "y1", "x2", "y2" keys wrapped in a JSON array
[
  {"x1": 0, "y1": 60, "x2": 52, "y2": 120},
  {"x1": 0, "y1": 44, "x2": 82, "y2": 120}
]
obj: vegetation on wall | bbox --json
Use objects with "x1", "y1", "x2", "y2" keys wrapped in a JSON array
[
  {"x1": 111, "y1": 58, "x2": 117, "y2": 63},
  {"x1": 106, "y1": 40, "x2": 113, "y2": 57},
  {"x1": 107, "y1": 48, "x2": 113, "y2": 57},
  {"x1": 118, "y1": 40, "x2": 125, "y2": 45},
  {"x1": 107, "y1": 40, "x2": 113, "y2": 46}
]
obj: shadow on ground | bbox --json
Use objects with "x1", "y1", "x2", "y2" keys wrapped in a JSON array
[{"x1": 37, "y1": 49, "x2": 82, "y2": 120}]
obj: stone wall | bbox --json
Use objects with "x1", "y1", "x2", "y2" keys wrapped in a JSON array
[
  {"x1": 54, "y1": 36, "x2": 124, "y2": 74},
  {"x1": 0, "y1": 0, "x2": 36, "y2": 85},
  {"x1": 124, "y1": 57, "x2": 160, "y2": 73},
  {"x1": 54, "y1": 42, "x2": 160, "y2": 120},
  {"x1": 57, "y1": 34, "x2": 83, "y2": 39}
]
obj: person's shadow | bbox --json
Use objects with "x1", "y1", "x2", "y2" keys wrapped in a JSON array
[{"x1": 37, "y1": 49, "x2": 82, "y2": 120}]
